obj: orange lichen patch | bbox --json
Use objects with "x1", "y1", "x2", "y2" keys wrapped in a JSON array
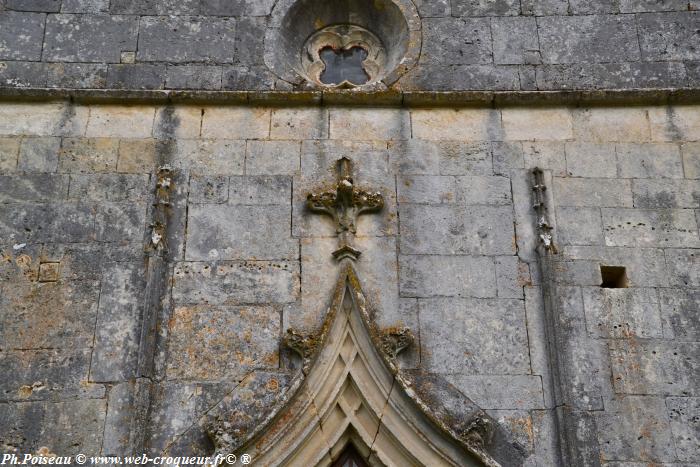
[
  {"x1": 18, "y1": 385, "x2": 33, "y2": 398},
  {"x1": 266, "y1": 379, "x2": 279, "y2": 392}
]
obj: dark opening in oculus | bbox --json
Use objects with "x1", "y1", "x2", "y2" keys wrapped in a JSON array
[{"x1": 319, "y1": 46, "x2": 370, "y2": 86}]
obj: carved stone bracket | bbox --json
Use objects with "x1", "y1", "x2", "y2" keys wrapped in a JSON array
[
  {"x1": 380, "y1": 326, "x2": 415, "y2": 359},
  {"x1": 306, "y1": 157, "x2": 383, "y2": 261}
]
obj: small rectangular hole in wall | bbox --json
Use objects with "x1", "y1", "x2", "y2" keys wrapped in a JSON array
[{"x1": 600, "y1": 265, "x2": 628, "y2": 288}]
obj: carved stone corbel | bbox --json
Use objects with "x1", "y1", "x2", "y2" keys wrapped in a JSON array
[{"x1": 380, "y1": 326, "x2": 415, "y2": 359}]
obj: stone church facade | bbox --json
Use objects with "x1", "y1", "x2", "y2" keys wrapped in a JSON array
[{"x1": 1, "y1": 0, "x2": 699, "y2": 466}]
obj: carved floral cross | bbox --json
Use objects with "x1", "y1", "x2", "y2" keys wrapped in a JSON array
[{"x1": 306, "y1": 157, "x2": 384, "y2": 261}]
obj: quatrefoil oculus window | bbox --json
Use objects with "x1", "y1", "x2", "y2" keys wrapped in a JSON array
[{"x1": 302, "y1": 25, "x2": 386, "y2": 88}]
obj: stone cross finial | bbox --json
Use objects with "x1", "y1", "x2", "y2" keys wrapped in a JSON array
[{"x1": 306, "y1": 157, "x2": 384, "y2": 261}]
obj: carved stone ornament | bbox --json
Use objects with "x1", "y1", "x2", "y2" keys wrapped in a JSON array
[
  {"x1": 301, "y1": 25, "x2": 386, "y2": 88},
  {"x1": 207, "y1": 264, "x2": 503, "y2": 466}
]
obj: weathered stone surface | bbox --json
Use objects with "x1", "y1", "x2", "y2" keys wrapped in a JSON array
[
  {"x1": 573, "y1": 107, "x2": 651, "y2": 143},
  {"x1": 296, "y1": 236, "x2": 398, "y2": 331},
  {"x1": 106, "y1": 64, "x2": 165, "y2": 90},
  {"x1": 563, "y1": 245, "x2": 670, "y2": 287},
  {"x1": 167, "y1": 305, "x2": 280, "y2": 380},
  {"x1": 666, "y1": 396, "x2": 700, "y2": 462},
  {"x1": 0, "y1": 202, "x2": 95, "y2": 243},
  {"x1": 68, "y1": 173, "x2": 150, "y2": 201},
  {"x1": 189, "y1": 174, "x2": 228, "y2": 204},
  {"x1": 616, "y1": 143, "x2": 684, "y2": 179},
  {"x1": 95, "y1": 202, "x2": 147, "y2": 243},
  {"x1": 399, "y1": 254, "x2": 496, "y2": 298},
  {"x1": 154, "y1": 106, "x2": 202, "y2": 139},
  {"x1": 174, "y1": 139, "x2": 246, "y2": 175},
  {"x1": 0, "y1": 279, "x2": 100, "y2": 349},
  {"x1": 503, "y1": 108, "x2": 573, "y2": 141},
  {"x1": 457, "y1": 174, "x2": 512, "y2": 205},
  {"x1": 681, "y1": 143, "x2": 700, "y2": 178},
  {"x1": 538, "y1": 15, "x2": 640, "y2": 64},
  {"x1": 421, "y1": 17, "x2": 492, "y2": 65},
  {"x1": 0, "y1": 137, "x2": 20, "y2": 172},
  {"x1": 90, "y1": 262, "x2": 145, "y2": 382},
  {"x1": 0, "y1": 11, "x2": 45, "y2": 61},
  {"x1": 400, "y1": 63, "x2": 521, "y2": 91},
  {"x1": 0, "y1": 174, "x2": 68, "y2": 202},
  {"x1": 44, "y1": 14, "x2": 138, "y2": 63},
  {"x1": 86, "y1": 106, "x2": 156, "y2": 138},
  {"x1": 601, "y1": 208, "x2": 700, "y2": 248},
  {"x1": 172, "y1": 261, "x2": 299, "y2": 305},
  {"x1": 397, "y1": 175, "x2": 456, "y2": 204},
  {"x1": 201, "y1": 107, "x2": 270, "y2": 139},
  {"x1": 399, "y1": 204, "x2": 515, "y2": 255},
  {"x1": 492, "y1": 141, "x2": 524, "y2": 175},
  {"x1": 6, "y1": 0, "x2": 61, "y2": 11},
  {"x1": 0, "y1": 61, "x2": 46, "y2": 87},
  {"x1": 582, "y1": 287, "x2": 663, "y2": 339},
  {"x1": 0, "y1": 349, "x2": 104, "y2": 402},
  {"x1": 165, "y1": 65, "x2": 222, "y2": 90},
  {"x1": 411, "y1": 109, "x2": 502, "y2": 141},
  {"x1": 419, "y1": 297, "x2": 530, "y2": 374},
  {"x1": 556, "y1": 207, "x2": 604, "y2": 246},
  {"x1": 491, "y1": 17, "x2": 540, "y2": 65},
  {"x1": 521, "y1": 0, "x2": 568, "y2": 14},
  {"x1": 18, "y1": 137, "x2": 60, "y2": 173},
  {"x1": 665, "y1": 248, "x2": 700, "y2": 287},
  {"x1": 228, "y1": 175, "x2": 291, "y2": 205},
  {"x1": 609, "y1": 340, "x2": 699, "y2": 396},
  {"x1": 271, "y1": 108, "x2": 328, "y2": 140},
  {"x1": 330, "y1": 108, "x2": 409, "y2": 141},
  {"x1": 137, "y1": 16, "x2": 236, "y2": 63},
  {"x1": 0, "y1": 103, "x2": 89, "y2": 137},
  {"x1": 632, "y1": 179, "x2": 700, "y2": 208},
  {"x1": 660, "y1": 288, "x2": 700, "y2": 340},
  {"x1": 115, "y1": 139, "x2": 158, "y2": 173},
  {"x1": 638, "y1": 11, "x2": 700, "y2": 61},
  {"x1": 553, "y1": 177, "x2": 633, "y2": 207},
  {"x1": 649, "y1": 105, "x2": 700, "y2": 142},
  {"x1": 446, "y1": 375, "x2": 545, "y2": 410},
  {"x1": 59, "y1": 137, "x2": 119, "y2": 173},
  {"x1": 536, "y1": 61, "x2": 689, "y2": 90},
  {"x1": 522, "y1": 141, "x2": 566, "y2": 176},
  {"x1": 495, "y1": 255, "x2": 530, "y2": 298},
  {"x1": 565, "y1": 142, "x2": 617, "y2": 178},
  {"x1": 61, "y1": 0, "x2": 110, "y2": 13},
  {"x1": 0, "y1": 399, "x2": 106, "y2": 453},
  {"x1": 46, "y1": 62, "x2": 107, "y2": 88},
  {"x1": 596, "y1": 396, "x2": 676, "y2": 463},
  {"x1": 186, "y1": 204, "x2": 297, "y2": 260},
  {"x1": 246, "y1": 140, "x2": 300, "y2": 175},
  {"x1": 451, "y1": 0, "x2": 519, "y2": 16}
]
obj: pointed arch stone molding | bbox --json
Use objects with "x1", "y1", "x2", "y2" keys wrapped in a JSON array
[{"x1": 206, "y1": 264, "x2": 526, "y2": 466}]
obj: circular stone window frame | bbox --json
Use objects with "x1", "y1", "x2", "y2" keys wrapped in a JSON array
[{"x1": 264, "y1": 0, "x2": 421, "y2": 89}]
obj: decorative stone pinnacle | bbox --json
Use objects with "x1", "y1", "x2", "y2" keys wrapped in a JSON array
[{"x1": 306, "y1": 157, "x2": 384, "y2": 261}]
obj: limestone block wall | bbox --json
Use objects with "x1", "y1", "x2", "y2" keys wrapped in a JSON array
[
  {"x1": 0, "y1": 101, "x2": 698, "y2": 465},
  {"x1": 0, "y1": 0, "x2": 699, "y2": 91}
]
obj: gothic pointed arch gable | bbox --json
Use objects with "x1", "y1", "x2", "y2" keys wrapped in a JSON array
[{"x1": 208, "y1": 263, "x2": 524, "y2": 467}]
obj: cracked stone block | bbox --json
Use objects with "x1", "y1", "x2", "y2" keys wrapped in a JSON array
[
  {"x1": 609, "y1": 340, "x2": 700, "y2": 396},
  {"x1": 43, "y1": 14, "x2": 138, "y2": 63},
  {"x1": 167, "y1": 305, "x2": 280, "y2": 380},
  {"x1": 398, "y1": 254, "x2": 496, "y2": 298},
  {"x1": 581, "y1": 287, "x2": 663, "y2": 339},
  {"x1": 596, "y1": 396, "x2": 676, "y2": 463},
  {"x1": 419, "y1": 297, "x2": 529, "y2": 374},
  {"x1": 172, "y1": 261, "x2": 299, "y2": 305},
  {"x1": 666, "y1": 396, "x2": 700, "y2": 462},
  {"x1": 399, "y1": 204, "x2": 515, "y2": 255}
]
